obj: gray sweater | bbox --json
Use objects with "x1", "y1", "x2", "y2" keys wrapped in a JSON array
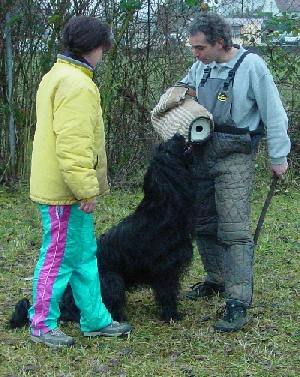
[{"x1": 181, "y1": 46, "x2": 291, "y2": 165}]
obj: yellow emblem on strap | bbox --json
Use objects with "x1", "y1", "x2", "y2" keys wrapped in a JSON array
[{"x1": 217, "y1": 92, "x2": 228, "y2": 102}]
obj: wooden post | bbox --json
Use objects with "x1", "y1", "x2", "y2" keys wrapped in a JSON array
[{"x1": 4, "y1": 11, "x2": 16, "y2": 175}]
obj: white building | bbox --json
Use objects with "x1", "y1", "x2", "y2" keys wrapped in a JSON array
[
  {"x1": 227, "y1": 17, "x2": 264, "y2": 45},
  {"x1": 262, "y1": 0, "x2": 300, "y2": 15}
]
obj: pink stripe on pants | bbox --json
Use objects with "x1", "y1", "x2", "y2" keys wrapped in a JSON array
[{"x1": 31, "y1": 206, "x2": 71, "y2": 335}]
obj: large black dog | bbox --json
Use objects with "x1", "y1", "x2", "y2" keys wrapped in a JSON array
[{"x1": 10, "y1": 134, "x2": 194, "y2": 327}]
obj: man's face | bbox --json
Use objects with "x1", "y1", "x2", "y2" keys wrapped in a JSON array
[{"x1": 189, "y1": 32, "x2": 224, "y2": 64}]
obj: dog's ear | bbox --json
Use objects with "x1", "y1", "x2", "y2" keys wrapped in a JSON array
[{"x1": 143, "y1": 164, "x2": 168, "y2": 202}]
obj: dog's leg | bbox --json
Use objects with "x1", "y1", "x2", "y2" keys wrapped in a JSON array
[
  {"x1": 59, "y1": 284, "x2": 80, "y2": 323},
  {"x1": 151, "y1": 275, "x2": 182, "y2": 323},
  {"x1": 100, "y1": 272, "x2": 127, "y2": 321},
  {"x1": 9, "y1": 298, "x2": 31, "y2": 328}
]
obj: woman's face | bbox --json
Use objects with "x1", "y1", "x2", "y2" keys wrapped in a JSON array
[{"x1": 83, "y1": 46, "x2": 104, "y2": 68}]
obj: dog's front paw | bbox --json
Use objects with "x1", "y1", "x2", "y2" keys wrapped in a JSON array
[
  {"x1": 161, "y1": 312, "x2": 183, "y2": 323},
  {"x1": 111, "y1": 312, "x2": 128, "y2": 322}
]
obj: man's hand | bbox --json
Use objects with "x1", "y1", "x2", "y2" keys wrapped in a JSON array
[
  {"x1": 271, "y1": 161, "x2": 288, "y2": 178},
  {"x1": 79, "y1": 198, "x2": 97, "y2": 213}
]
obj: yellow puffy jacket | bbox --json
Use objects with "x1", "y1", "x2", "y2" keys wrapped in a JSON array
[{"x1": 30, "y1": 55, "x2": 109, "y2": 204}]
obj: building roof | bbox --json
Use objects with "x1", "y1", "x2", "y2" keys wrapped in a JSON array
[
  {"x1": 276, "y1": 0, "x2": 300, "y2": 12},
  {"x1": 227, "y1": 17, "x2": 264, "y2": 26}
]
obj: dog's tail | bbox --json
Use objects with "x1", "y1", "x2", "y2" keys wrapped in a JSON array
[{"x1": 9, "y1": 298, "x2": 30, "y2": 329}]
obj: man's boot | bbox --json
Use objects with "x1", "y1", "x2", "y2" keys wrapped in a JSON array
[{"x1": 213, "y1": 299, "x2": 249, "y2": 332}]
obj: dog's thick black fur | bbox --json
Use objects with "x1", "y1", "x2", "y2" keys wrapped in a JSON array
[{"x1": 10, "y1": 134, "x2": 194, "y2": 327}]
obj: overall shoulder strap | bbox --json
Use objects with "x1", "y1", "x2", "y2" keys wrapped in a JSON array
[
  {"x1": 223, "y1": 50, "x2": 252, "y2": 90},
  {"x1": 200, "y1": 67, "x2": 212, "y2": 87}
]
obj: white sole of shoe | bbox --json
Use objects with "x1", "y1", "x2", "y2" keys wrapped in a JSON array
[
  {"x1": 30, "y1": 335, "x2": 74, "y2": 348},
  {"x1": 83, "y1": 330, "x2": 131, "y2": 337}
]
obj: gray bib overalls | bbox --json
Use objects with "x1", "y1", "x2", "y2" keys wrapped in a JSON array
[{"x1": 192, "y1": 51, "x2": 255, "y2": 306}]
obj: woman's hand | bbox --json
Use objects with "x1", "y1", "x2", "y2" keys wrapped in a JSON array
[{"x1": 79, "y1": 198, "x2": 97, "y2": 213}]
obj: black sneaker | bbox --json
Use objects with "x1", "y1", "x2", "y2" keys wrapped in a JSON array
[
  {"x1": 184, "y1": 281, "x2": 225, "y2": 300},
  {"x1": 213, "y1": 300, "x2": 250, "y2": 332},
  {"x1": 83, "y1": 321, "x2": 132, "y2": 337}
]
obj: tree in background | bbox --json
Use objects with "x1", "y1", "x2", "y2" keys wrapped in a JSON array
[{"x1": 0, "y1": 0, "x2": 299, "y2": 186}]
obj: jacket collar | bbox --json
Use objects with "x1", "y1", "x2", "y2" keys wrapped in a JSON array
[
  {"x1": 207, "y1": 46, "x2": 246, "y2": 70},
  {"x1": 56, "y1": 54, "x2": 94, "y2": 78}
]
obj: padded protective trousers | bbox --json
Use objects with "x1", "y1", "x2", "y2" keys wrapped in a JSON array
[
  {"x1": 29, "y1": 204, "x2": 112, "y2": 335},
  {"x1": 191, "y1": 132, "x2": 255, "y2": 307}
]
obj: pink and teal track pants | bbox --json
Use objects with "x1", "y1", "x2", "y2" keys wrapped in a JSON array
[{"x1": 29, "y1": 204, "x2": 112, "y2": 335}]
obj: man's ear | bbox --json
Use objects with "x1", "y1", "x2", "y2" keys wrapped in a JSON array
[{"x1": 216, "y1": 38, "x2": 225, "y2": 49}]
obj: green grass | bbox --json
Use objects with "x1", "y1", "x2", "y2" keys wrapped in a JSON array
[{"x1": 0, "y1": 177, "x2": 299, "y2": 377}]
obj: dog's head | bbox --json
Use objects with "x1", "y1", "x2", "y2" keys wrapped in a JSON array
[
  {"x1": 156, "y1": 133, "x2": 191, "y2": 163},
  {"x1": 142, "y1": 134, "x2": 193, "y2": 205}
]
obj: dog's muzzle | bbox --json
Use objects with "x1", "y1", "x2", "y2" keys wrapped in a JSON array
[{"x1": 184, "y1": 144, "x2": 193, "y2": 156}]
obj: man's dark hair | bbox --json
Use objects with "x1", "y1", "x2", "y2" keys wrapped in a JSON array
[
  {"x1": 62, "y1": 16, "x2": 113, "y2": 56},
  {"x1": 188, "y1": 13, "x2": 233, "y2": 51}
]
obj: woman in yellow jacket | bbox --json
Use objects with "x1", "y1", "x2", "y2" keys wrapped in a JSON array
[{"x1": 29, "y1": 16, "x2": 132, "y2": 347}]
